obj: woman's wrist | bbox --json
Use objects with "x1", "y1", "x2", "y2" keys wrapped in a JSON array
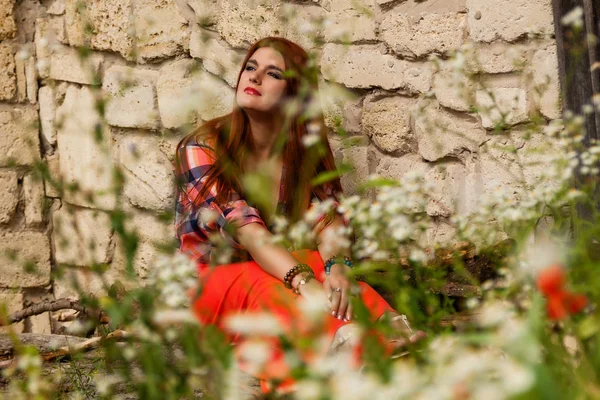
[
  {"x1": 329, "y1": 263, "x2": 352, "y2": 275},
  {"x1": 291, "y1": 271, "x2": 312, "y2": 288}
]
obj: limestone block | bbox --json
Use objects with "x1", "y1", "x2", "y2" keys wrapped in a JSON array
[
  {"x1": 0, "y1": 232, "x2": 52, "y2": 287},
  {"x1": 425, "y1": 221, "x2": 458, "y2": 246},
  {"x1": 15, "y1": 54, "x2": 26, "y2": 102},
  {"x1": 111, "y1": 208, "x2": 174, "y2": 281},
  {"x1": 375, "y1": 153, "x2": 428, "y2": 181},
  {"x1": 337, "y1": 143, "x2": 369, "y2": 195},
  {"x1": 39, "y1": 85, "x2": 57, "y2": 146},
  {"x1": 473, "y1": 42, "x2": 529, "y2": 74},
  {"x1": 532, "y1": 44, "x2": 561, "y2": 120},
  {"x1": 49, "y1": 44, "x2": 103, "y2": 84},
  {"x1": 321, "y1": 43, "x2": 432, "y2": 92},
  {"x1": 0, "y1": 290, "x2": 23, "y2": 334},
  {"x1": 0, "y1": 43, "x2": 16, "y2": 101},
  {"x1": 281, "y1": 3, "x2": 325, "y2": 51},
  {"x1": 467, "y1": 0, "x2": 554, "y2": 42},
  {"x1": 53, "y1": 268, "x2": 113, "y2": 300},
  {"x1": 0, "y1": 171, "x2": 18, "y2": 224},
  {"x1": 479, "y1": 135, "x2": 525, "y2": 199},
  {"x1": 48, "y1": 15, "x2": 68, "y2": 44},
  {"x1": 34, "y1": 19, "x2": 52, "y2": 79},
  {"x1": 23, "y1": 173, "x2": 46, "y2": 227},
  {"x1": 157, "y1": 59, "x2": 201, "y2": 128},
  {"x1": 55, "y1": 85, "x2": 116, "y2": 209},
  {"x1": 425, "y1": 160, "x2": 466, "y2": 217},
  {"x1": 159, "y1": 132, "x2": 187, "y2": 162},
  {"x1": 25, "y1": 56, "x2": 37, "y2": 104},
  {"x1": 0, "y1": 0, "x2": 16, "y2": 40},
  {"x1": 23, "y1": 289, "x2": 53, "y2": 334},
  {"x1": 44, "y1": 153, "x2": 61, "y2": 198},
  {"x1": 433, "y1": 66, "x2": 475, "y2": 112},
  {"x1": 476, "y1": 87, "x2": 528, "y2": 129},
  {"x1": 52, "y1": 206, "x2": 114, "y2": 266},
  {"x1": 103, "y1": 65, "x2": 159, "y2": 129},
  {"x1": 381, "y1": 12, "x2": 466, "y2": 58},
  {"x1": 217, "y1": 0, "x2": 282, "y2": 48},
  {"x1": 413, "y1": 100, "x2": 486, "y2": 162},
  {"x1": 118, "y1": 134, "x2": 177, "y2": 212},
  {"x1": 186, "y1": 69, "x2": 234, "y2": 121},
  {"x1": 133, "y1": 0, "x2": 189, "y2": 61},
  {"x1": 319, "y1": 79, "x2": 362, "y2": 133},
  {"x1": 65, "y1": 0, "x2": 134, "y2": 60},
  {"x1": 323, "y1": 0, "x2": 378, "y2": 43},
  {"x1": 0, "y1": 107, "x2": 41, "y2": 167},
  {"x1": 185, "y1": 0, "x2": 219, "y2": 27},
  {"x1": 47, "y1": 0, "x2": 66, "y2": 15},
  {"x1": 388, "y1": 0, "x2": 467, "y2": 16},
  {"x1": 157, "y1": 59, "x2": 234, "y2": 128},
  {"x1": 516, "y1": 131, "x2": 560, "y2": 187},
  {"x1": 189, "y1": 26, "x2": 243, "y2": 87},
  {"x1": 362, "y1": 95, "x2": 415, "y2": 154}
]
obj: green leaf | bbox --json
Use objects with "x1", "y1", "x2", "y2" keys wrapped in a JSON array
[
  {"x1": 578, "y1": 315, "x2": 600, "y2": 339},
  {"x1": 310, "y1": 163, "x2": 353, "y2": 186}
]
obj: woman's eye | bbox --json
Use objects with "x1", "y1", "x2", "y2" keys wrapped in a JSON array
[
  {"x1": 269, "y1": 72, "x2": 282, "y2": 80},
  {"x1": 245, "y1": 65, "x2": 255, "y2": 71}
]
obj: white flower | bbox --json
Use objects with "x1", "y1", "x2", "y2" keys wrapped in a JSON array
[
  {"x1": 389, "y1": 215, "x2": 411, "y2": 241},
  {"x1": 409, "y1": 248, "x2": 429, "y2": 263},
  {"x1": 295, "y1": 380, "x2": 323, "y2": 400},
  {"x1": 153, "y1": 309, "x2": 198, "y2": 326},
  {"x1": 224, "y1": 312, "x2": 284, "y2": 336},
  {"x1": 561, "y1": 6, "x2": 584, "y2": 27},
  {"x1": 302, "y1": 132, "x2": 321, "y2": 147},
  {"x1": 199, "y1": 208, "x2": 219, "y2": 225},
  {"x1": 94, "y1": 374, "x2": 122, "y2": 396},
  {"x1": 297, "y1": 291, "x2": 328, "y2": 322},
  {"x1": 477, "y1": 300, "x2": 514, "y2": 327},
  {"x1": 497, "y1": 358, "x2": 535, "y2": 395},
  {"x1": 235, "y1": 339, "x2": 272, "y2": 375}
]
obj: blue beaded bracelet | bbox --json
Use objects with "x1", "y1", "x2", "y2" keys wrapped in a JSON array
[{"x1": 324, "y1": 255, "x2": 353, "y2": 275}]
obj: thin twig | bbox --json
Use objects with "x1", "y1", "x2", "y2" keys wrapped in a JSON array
[
  {"x1": 0, "y1": 330, "x2": 128, "y2": 369},
  {"x1": 1, "y1": 299, "x2": 110, "y2": 326},
  {"x1": 42, "y1": 330, "x2": 128, "y2": 362}
]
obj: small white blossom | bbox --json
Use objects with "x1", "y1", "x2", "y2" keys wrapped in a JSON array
[
  {"x1": 224, "y1": 312, "x2": 284, "y2": 336},
  {"x1": 302, "y1": 132, "x2": 321, "y2": 147},
  {"x1": 561, "y1": 6, "x2": 584, "y2": 28}
]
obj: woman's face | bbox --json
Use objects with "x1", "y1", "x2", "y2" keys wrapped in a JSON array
[{"x1": 236, "y1": 47, "x2": 288, "y2": 113}]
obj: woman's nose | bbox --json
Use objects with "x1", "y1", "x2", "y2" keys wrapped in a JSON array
[{"x1": 249, "y1": 73, "x2": 260, "y2": 85}]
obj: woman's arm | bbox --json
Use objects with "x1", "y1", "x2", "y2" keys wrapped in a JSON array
[
  {"x1": 316, "y1": 215, "x2": 355, "y2": 321},
  {"x1": 237, "y1": 223, "x2": 326, "y2": 295},
  {"x1": 316, "y1": 215, "x2": 351, "y2": 269}
]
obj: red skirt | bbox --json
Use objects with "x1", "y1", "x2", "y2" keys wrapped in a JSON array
[{"x1": 191, "y1": 249, "x2": 396, "y2": 394}]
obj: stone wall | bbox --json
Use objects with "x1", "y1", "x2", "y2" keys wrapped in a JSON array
[{"x1": 0, "y1": 0, "x2": 560, "y2": 334}]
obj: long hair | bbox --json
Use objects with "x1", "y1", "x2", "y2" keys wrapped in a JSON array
[{"x1": 175, "y1": 37, "x2": 342, "y2": 225}]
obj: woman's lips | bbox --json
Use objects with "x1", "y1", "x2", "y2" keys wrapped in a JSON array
[{"x1": 244, "y1": 87, "x2": 261, "y2": 96}]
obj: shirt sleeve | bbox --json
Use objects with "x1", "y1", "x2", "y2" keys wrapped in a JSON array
[{"x1": 175, "y1": 142, "x2": 268, "y2": 250}]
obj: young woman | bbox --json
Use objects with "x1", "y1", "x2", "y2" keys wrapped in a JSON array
[{"x1": 174, "y1": 37, "x2": 425, "y2": 395}]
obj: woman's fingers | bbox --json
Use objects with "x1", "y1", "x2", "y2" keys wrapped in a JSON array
[
  {"x1": 336, "y1": 288, "x2": 349, "y2": 320},
  {"x1": 329, "y1": 286, "x2": 341, "y2": 316},
  {"x1": 345, "y1": 302, "x2": 353, "y2": 321},
  {"x1": 322, "y1": 278, "x2": 333, "y2": 301}
]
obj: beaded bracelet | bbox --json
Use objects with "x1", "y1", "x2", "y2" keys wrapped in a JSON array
[
  {"x1": 292, "y1": 271, "x2": 315, "y2": 295},
  {"x1": 324, "y1": 255, "x2": 353, "y2": 276},
  {"x1": 283, "y1": 263, "x2": 312, "y2": 289}
]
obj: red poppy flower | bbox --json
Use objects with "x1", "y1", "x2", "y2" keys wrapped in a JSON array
[{"x1": 537, "y1": 264, "x2": 587, "y2": 320}]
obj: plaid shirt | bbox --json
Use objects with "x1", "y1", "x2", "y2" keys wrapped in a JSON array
[{"x1": 175, "y1": 138, "x2": 342, "y2": 265}]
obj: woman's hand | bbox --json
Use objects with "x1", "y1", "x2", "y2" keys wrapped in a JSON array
[{"x1": 323, "y1": 264, "x2": 354, "y2": 321}]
